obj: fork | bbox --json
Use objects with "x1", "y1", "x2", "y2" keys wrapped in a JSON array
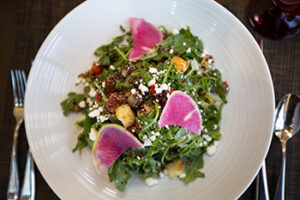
[{"x1": 7, "y1": 70, "x2": 35, "y2": 200}]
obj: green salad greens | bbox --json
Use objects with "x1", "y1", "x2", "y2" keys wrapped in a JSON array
[{"x1": 61, "y1": 23, "x2": 228, "y2": 192}]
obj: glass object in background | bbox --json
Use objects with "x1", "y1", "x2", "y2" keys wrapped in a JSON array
[{"x1": 248, "y1": 0, "x2": 300, "y2": 39}]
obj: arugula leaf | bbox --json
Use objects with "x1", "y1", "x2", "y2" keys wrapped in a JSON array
[
  {"x1": 182, "y1": 149, "x2": 205, "y2": 183},
  {"x1": 72, "y1": 116, "x2": 93, "y2": 153},
  {"x1": 108, "y1": 158, "x2": 132, "y2": 192},
  {"x1": 60, "y1": 92, "x2": 85, "y2": 116}
]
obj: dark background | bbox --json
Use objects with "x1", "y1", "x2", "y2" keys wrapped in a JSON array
[{"x1": 0, "y1": 0, "x2": 299, "y2": 199}]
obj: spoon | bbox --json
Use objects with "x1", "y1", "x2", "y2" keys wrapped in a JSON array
[{"x1": 274, "y1": 93, "x2": 300, "y2": 200}]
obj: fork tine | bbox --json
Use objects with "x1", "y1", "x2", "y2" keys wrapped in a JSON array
[
  {"x1": 10, "y1": 70, "x2": 19, "y2": 106},
  {"x1": 20, "y1": 70, "x2": 27, "y2": 105},
  {"x1": 17, "y1": 70, "x2": 25, "y2": 105},
  {"x1": 21, "y1": 70, "x2": 27, "y2": 86},
  {"x1": 15, "y1": 70, "x2": 23, "y2": 106}
]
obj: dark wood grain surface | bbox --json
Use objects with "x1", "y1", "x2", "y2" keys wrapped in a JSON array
[{"x1": 0, "y1": 0, "x2": 299, "y2": 199}]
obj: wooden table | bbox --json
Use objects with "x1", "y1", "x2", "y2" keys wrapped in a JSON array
[{"x1": 0, "y1": 0, "x2": 299, "y2": 199}]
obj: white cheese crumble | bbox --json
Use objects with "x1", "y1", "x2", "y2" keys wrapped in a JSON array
[
  {"x1": 149, "y1": 135, "x2": 156, "y2": 141},
  {"x1": 88, "y1": 87, "x2": 97, "y2": 97},
  {"x1": 169, "y1": 48, "x2": 174, "y2": 54},
  {"x1": 88, "y1": 109, "x2": 100, "y2": 118},
  {"x1": 142, "y1": 134, "x2": 148, "y2": 140},
  {"x1": 143, "y1": 138, "x2": 152, "y2": 147},
  {"x1": 171, "y1": 28, "x2": 179, "y2": 35},
  {"x1": 186, "y1": 48, "x2": 191, "y2": 53},
  {"x1": 179, "y1": 172, "x2": 186, "y2": 179},
  {"x1": 148, "y1": 79, "x2": 156, "y2": 87},
  {"x1": 183, "y1": 42, "x2": 186, "y2": 46},
  {"x1": 98, "y1": 115, "x2": 109, "y2": 122},
  {"x1": 109, "y1": 65, "x2": 115, "y2": 70},
  {"x1": 78, "y1": 101, "x2": 86, "y2": 108},
  {"x1": 131, "y1": 88, "x2": 136, "y2": 94},
  {"x1": 102, "y1": 81, "x2": 106, "y2": 88},
  {"x1": 144, "y1": 177, "x2": 159, "y2": 186},
  {"x1": 89, "y1": 128, "x2": 97, "y2": 141},
  {"x1": 206, "y1": 144, "x2": 217, "y2": 156},
  {"x1": 154, "y1": 83, "x2": 169, "y2": 94},
  {"x1": 138, "y1": 83, "x2": 149, "y2": 95},
  {"x1": 149, "y1": 67, "x2": 158, "y2": 74}
]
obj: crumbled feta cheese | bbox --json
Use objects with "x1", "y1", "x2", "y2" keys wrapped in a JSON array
[
  {"x1": 144, "y1": 177, "x2": 159, "y2": 186},
  {"x1": 143, "y1": 138, "x2": 152, "y2": 147},
  {"x1": 213, "y1": 124, "x2": 218, "y2": 130},
  {"x1": 165, "y1": 125, "x2": 169, "y2": 129},
  {"x1": 98, "y1": 115, "x2": 109, "y2": 122},
  {"x1": 172, "y1": 29, "x2": 179, "y2": 35},
  {"x1": 138, "y1": 83, "x2": 149, "y2": 95},
  {"x1": 78, "y1": 101, "x2": 86, "y2": 108},
  {"x1": 88, "y1": 109, "x2": 100, "y2": 118},
  {"x1": 149, "y1": 67, "x2": 158, "y2": 74},
  {"x1": 183, "y1": 42, "x2": 186, "y2": 46},
  {"x1": 137, "y1": 156, "x2": 141, "y2": 160},
  {"x1": 179, "y1": 172, "x2": 186, "y2": 179},
  {"x1": 149, "y1": 135, "x2": 156, "y2": 141},
  {"x1": 156, "y1": 87, "x2": 163, "y2": 94},
  {"x1": 98, "y1": 107, "x2": 103, "y2": 112},
  {"x1": 200, "y1": 52, "x2": 206, "y2": 57},
  {"x1": 203, "y1": 141, "x2": 208, "y2": 146},
  {"x1": 102, "y1": 81, "x2": 106, "y2": 88},
  {"x1": 88, "y1": 87, "x2": 97, "y2": 97},
  {"x1": 109, "y1": 65, "x2": 115, "y2": 70},
  {"x1": 131, "y1": 88, "x2": 136, "y2": 94},
  {"x1": 186, "y1": 48, "x2": 191, "y2": 53},
  {"x1": 89, "y1": 128, "x2": 97, "y2": 141},
  {"x1": 148, "y1": 79, "x2": 156, "y2": 87},
  {"x1": 142, "y1": 135, "x2": 148, "y2": 140},
  {"x1": 75, "y1": 77, "x2": 82, "y2": 85},
  {"x1": 169, "y1": 48, "x2": 174, "y2": 54},
  {"x1": 166, "y1": 93, "x2": 170, "y2": 98},
  {"x1": 161, "y1": 83, "x2": 168, "y2": 90},
  {"x1": 93, "y1": 104, "x2": 99, "y2": 108},
  {"x1": 154, "y1": 132, "x2": 160, "y2": 136},
  {"x1": 206, "y1": 144, "x2": 217, "y2": 155},
  {"x1": 204, "y1": 134, "x2": 212, "y2": 142}
]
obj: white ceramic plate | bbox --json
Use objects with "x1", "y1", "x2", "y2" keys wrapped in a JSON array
[{"x1": 24, "y1": 0, "x2": 275, "y2": 199}]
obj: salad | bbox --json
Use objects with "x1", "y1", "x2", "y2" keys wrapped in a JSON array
[{"x1": 61, "y1": 18, "x2": 228, "y2": 192}]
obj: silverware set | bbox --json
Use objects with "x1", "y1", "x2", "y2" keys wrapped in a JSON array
[{"x1": 7, "y1": 70, "x2": 35, "y2": 200}]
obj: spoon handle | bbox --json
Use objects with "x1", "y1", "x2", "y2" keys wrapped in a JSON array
[{"x1": 274, "y1": 141, "x2": 287, "y2": 200}]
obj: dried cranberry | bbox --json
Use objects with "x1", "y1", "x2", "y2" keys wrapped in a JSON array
[
  {"x1": 169, "y1": 87, "x2": 174, "y2": 94},
  {"x1": 135, "y1": 123, "x2": 142, "y2": 130},
  {"x1": 91, "y1": 65, "x2": 102, "y2": 75},
  {"x1": 150, "y1": 85, "x2": 156, "y2": 95},
  {"x1": 95, "y1": 93, "x2": 102, "y2": 102},
  {"x1": 222, "y1": 81, "x2": 229, "y2": 89}
]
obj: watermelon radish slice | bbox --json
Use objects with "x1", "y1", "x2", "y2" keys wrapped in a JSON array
[
  {"x1": 158, "y1": 91, "x2": 202, "y2": 134},
  {"x1": 129, "y1": 17, "x2": 163, "y2": 61},
  {"x1": 92, "y1": 124, "x2": 143, "y2": 172}
]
